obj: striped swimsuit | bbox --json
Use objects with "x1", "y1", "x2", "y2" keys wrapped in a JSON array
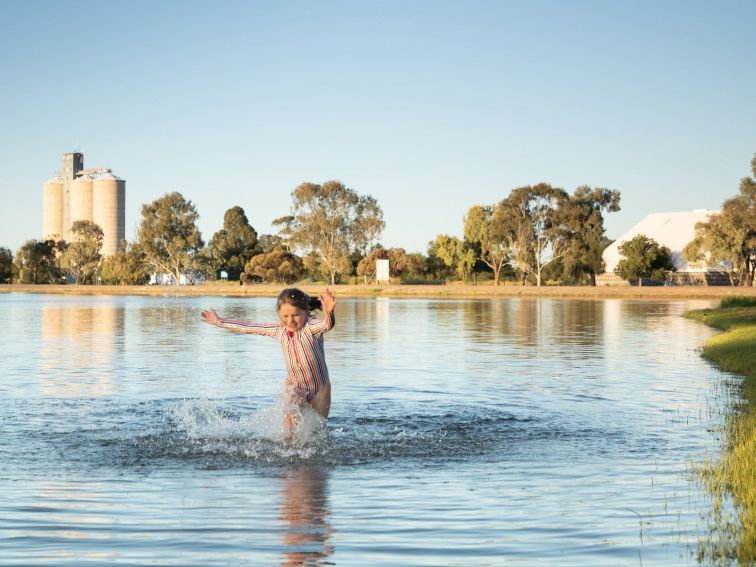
[{"x1": 217, "y1": 312, "x2": 334, "y2": 401}]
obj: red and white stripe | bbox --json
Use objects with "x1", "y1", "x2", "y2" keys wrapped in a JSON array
[{"x1": 218, "y1": 311, "x2": 334, "y2": 400}]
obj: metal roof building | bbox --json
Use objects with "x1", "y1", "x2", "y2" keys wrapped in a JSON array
[
  {"x1": 603, "y1": 210, "x2": 719, "y2": 273},
  {"x1": 599, "y1": 209, "x2": 730, "y2": 285}
]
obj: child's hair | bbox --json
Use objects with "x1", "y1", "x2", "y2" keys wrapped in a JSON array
[{"x1": 276, "y1": 288, "x2": 322, "y2": 313}]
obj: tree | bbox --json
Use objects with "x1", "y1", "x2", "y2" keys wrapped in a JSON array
[
  {"x1": 684, "y1": 213, "x2": 740, "y2": 285},
  {"x1": 499, "y1": 184, "x2": 569, "y2": 286},
  {"x1": 242, "y1": 247, "x2": 304, "y2": 284},
  {"x1": 428, "y1": 234, "x2": 476, "y2": 281},
  {"x1": 615, "y1": 234, "x2": 675, "y2": 286},
  {"x1": 464, "y1": 204, "x2": 510, "y2": 285},
  {"x1": 558, "y1": 186, "x2": 621, "y2": 286},
  {"x1": 356, "y1": 247, "x2": 411, "y2": 282},
  {"x1": 13, "y1": 239, "x2": 63, "y2": 284},
  {"x1": 137, "y1": 192, "x2": 204, "y2": 286},
  {"x1": 186, "y1": 247, "x2": 216, "y2": 284},
  {"x1": 406, "y1": 253, "x2": 429, "y2": 277},
  {"x1": 208, "y1": 206, "x2": 258, "y2": 280},
  {"x1": 275, "y1": 181, "x2": 385, "y2": 285},
  {"x1": 0, "y1": 247, "x2": 13, "y2": 283},
  {"x1": 257, "y1": 233, "x2": 285, "y2": 254},
  {"x1": 684, "y1": 155, "x2": 756, "y2": 286},
  {"x1": 59, "y1": 220, "x2": 103, "y2": 284},
  {"x1": 496, "y1": 198, "x2": 534, "y2": 285},
  {"x1": 100, "y1": 240, "x2": 150, "y2": 285}
]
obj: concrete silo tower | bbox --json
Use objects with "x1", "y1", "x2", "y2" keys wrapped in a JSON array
[
  {"x1": 42, "y1": 176, "x2": 64, "y2": 240},
  {"x1": 42, "y1": 152, "x2": 126, "y2": 256},
  {"x1": 70, "y1": 174, "x2": 94, "y2": 227},
  {"x1": 60, "y1": 152, "x2": 84, "y2": 240},
  {"x1": 93, "y1": 173, "x2": 126, "y2": 256}
]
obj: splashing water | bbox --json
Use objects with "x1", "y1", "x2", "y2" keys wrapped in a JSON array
[{"x1": 170, "y1": 388, "x2": 328, "y2": 462}]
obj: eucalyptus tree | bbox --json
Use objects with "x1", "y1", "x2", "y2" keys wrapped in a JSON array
[
  {"x1": 60, "y1": 220, "x2": 104, "y2": 284},
  {"x1": 0, "y1": 247, "x2": 13, "y2": 283},
  {"x1": 406, "y1": 253, "x2": 429, "y2": 278},
  {"x1": 208, "y1": 206, "x2": 258, "y2": 280},
  {"x1": 13, "y1": 239, "x2": 63, "y2": 284},
  {"x1": 558, "y1": 186, "x2": 621, "y2": 286},
  {"x1": 464, "y1": 204, "x2": 510, "y2": 286},
  {"x1": 684, "y1": 213, "x2": 740, "y2": 285},
  {"x1": 100, "y1": 240, "x2": 150, "y2": 285},
  {"x1": 274, "y1": 181, "x2": 384, "y2": 285},
  {"x1": 137, "y1": 192, "x2": 204, "y2": 286},
  {"x1": 499, "y1": 183, "x2": 569, "y2": 286},
  {"x1": 683, "y1": 155, "x2": 756, "y2": 286},
  {"x1": 496, "y1": 197, "x2": 534, "y2": 285},
  {"x1": 428, "y1": 234, "x2": 476, "y2": 281},
  {"x1": 615, "y1": 235, "x2": 675, "y2": 286},
  {"x1": 257, "y1": 234, "x2": 285, "y2": 254}
]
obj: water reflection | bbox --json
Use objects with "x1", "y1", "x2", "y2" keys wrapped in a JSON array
[
  {"x1": 457, "y1": 299, "x2": 606, "y2": 356},
  {"x1": 137, "y1": 301, "x2": 205, "y2": 352},
  {"x1": 278, "y1": 466, "x2": 333, "y2": 566},
  {"x1": 40, "y1": 300, "x2": 123, "y2": 397}
]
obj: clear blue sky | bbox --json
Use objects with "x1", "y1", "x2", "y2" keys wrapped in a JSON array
[{"x1": 1, "y1": 0, "x2": 754, "y2": 254}]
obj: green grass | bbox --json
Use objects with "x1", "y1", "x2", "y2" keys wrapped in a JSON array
[
  {"x1": 685, "y1": 304, "x2": 756, "y2": 333},
  {"x1": 686, "y1": 298, "x2": 756, "y2": 563},
  {"x1": 721, "y1": 296, "x2": 756, "y2": 309}
]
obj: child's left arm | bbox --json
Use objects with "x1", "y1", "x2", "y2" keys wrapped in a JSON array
[
  {"x1": 308, "y1": 289, "x2": 336, "y2": 334},
  {"x1": 320, "y1": 288, "x2": 336, "y2": 316}
]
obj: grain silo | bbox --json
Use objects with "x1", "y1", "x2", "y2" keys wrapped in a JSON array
[
  {"x1": 42, "y1": 176, "x2": 64, "y2": 240},
  {"x1": 69, "y1": 175, "x2": 94, "y2": 228},
  {"x1": 42, "y1": 153, "x2": 126, "y2": 256},
  {"x1": 93, "y1": 172, "x2": 125, "y2": 256},
  {"x1": 60, "y1": 153, "x2": 84, "y2": 240}
]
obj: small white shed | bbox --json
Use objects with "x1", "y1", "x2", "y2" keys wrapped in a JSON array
[{"x1": 376, "y1": 259, "x2": 390, "y2": 283}]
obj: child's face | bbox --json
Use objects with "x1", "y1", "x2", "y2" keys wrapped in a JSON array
[{"x1": 278, "y1": 303, "x2": 307, "y2": 332}]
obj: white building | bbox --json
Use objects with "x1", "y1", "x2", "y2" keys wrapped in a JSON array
[{"x1": 599, "y1": 210, "x2": 729, "y2": 285}]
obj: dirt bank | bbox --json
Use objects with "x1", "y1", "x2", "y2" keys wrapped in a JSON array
[{"x1": 2, "y1": 283, "x2": 755, "y2": 300}]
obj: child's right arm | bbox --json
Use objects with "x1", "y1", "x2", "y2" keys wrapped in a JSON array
[{"x1": 201, "y1": 309, "x2": 279, "y2": 337}]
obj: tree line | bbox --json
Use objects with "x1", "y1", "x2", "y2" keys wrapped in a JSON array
[{"x1": 1, "y1": 156, "x2": 753, "y2": 287}]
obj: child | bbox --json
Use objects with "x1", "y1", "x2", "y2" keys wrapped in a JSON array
[{"x1": 200, "y1": 288, "x2": 337, "y2": 429}]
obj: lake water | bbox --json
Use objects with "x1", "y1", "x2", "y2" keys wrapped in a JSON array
[{"x1": 0, "y1": 293, "x2": 733, "y2": 566}]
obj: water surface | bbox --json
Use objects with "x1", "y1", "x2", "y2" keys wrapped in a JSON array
[{"x1": 0, "y1": 294, "x2": 730, "y2": 565}]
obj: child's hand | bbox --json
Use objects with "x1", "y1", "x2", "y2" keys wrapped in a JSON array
[
  {"x1": 319, "y1": 288, "x2": 337, "y2": 314},
  {"x1": 201, "y1": 308, "x2": 221, "y2": 326}
]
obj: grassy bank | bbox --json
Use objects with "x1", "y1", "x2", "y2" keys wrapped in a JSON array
[
  {"x1": 2, "y1": 282, "x2": 756, "y2": 300},
  {"x1": 685, "y1": 297, "x2": 756, "y2": 562}
]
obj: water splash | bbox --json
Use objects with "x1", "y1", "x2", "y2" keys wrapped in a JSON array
[
  {"x1": 169, "y1": 391, "x2": 328, "y2": 462},
  {"x1": 13, "y1": 394, "x2": 632, "y2": 472}
]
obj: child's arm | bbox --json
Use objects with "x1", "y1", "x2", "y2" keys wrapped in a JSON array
[
  {"x1": 307, "y1": 289, "x2": 337, "y2": 334},
  {"x1": 201, "y1": 309, "x2": 279, "y2": 337}
]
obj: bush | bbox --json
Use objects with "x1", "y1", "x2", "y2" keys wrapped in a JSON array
[{"x1": 400, "y1": 276, "x2": 444, "y2": 285}]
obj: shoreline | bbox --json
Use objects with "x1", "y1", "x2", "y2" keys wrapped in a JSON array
[
  {"x1": 684, "y1": 299, "x2": 756, "y2": 562},
  {"x1": 1, "y1": 283, "x2": 755, "y2": 300}
]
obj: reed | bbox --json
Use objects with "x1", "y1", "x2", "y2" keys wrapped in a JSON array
[{"x1": 686, "y1": 298, "x2": 756, "y2": 562}]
